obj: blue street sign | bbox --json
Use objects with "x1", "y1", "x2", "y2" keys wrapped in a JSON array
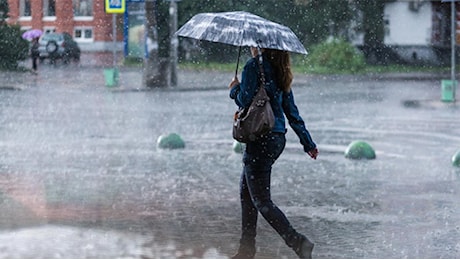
[{"x1": 105, "y1": 0, "x2": 126, "y2": 13}]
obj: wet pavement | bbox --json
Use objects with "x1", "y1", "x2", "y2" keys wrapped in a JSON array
[{"x1": 0, "y1": 61, "x2": 460, "y2": 258}]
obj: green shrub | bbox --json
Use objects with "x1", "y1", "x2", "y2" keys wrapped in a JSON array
[
  {"x1": 0, "y1": 24, "x2": 29, "y2": 70},
  {"x1": 306, "y1": 38, "x2": 366, "y2": 73}
]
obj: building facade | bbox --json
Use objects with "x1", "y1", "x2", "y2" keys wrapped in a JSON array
[
  {"x1": 351, "y1": 0, "x2": 459, "y2": 66},
  {"x1": 6, "y1": 0, "x2": 123, "y2": 52}
]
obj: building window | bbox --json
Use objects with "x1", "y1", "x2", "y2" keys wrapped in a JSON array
[
  {"x1": 43, "y1": 0, "x2": 56, "y2": 17},
  {"x1": 74, "y1": 27, "x2": 93, "y2": 42},
  {"x1": 384, "y1": 16, "x2": 390, "y2": 37},
  {"x1": 20, "y1": 0, "x2": 31, "y2": 17},
  {"x1": 73, "y1": 0, "x2": 93, "y2": 17}
]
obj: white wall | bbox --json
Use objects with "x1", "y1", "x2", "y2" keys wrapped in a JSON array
[{"x1": 384, "y1": 1, "x2": 432, "y2": 45}]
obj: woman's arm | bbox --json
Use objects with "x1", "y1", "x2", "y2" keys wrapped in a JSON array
[
  {"x1": 282, "y1": 90, "x2": 317, "y2": 153},
  {"x1": 229, "y1": 59, "x2": 259, "y2": 108}
]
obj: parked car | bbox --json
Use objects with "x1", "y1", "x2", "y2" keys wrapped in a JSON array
[{"x1": 38, "y1": 32, "x2": 81, "y2": 64}]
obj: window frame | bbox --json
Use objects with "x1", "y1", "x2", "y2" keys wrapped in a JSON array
[
  {"x1": 43, "y1": 0, "x2": 56, "y2": 18},
  {"x1": 19, "y1": 0, "x2": 31, "y2": 19},
  {"x1": 73, "y1": 26, "x2": 94, "y2": 42},
  {"x1": 72, "y1": 0, "x2": 93, "y2": 18}
]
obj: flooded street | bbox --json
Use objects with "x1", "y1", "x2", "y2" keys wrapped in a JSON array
[{"x1": 0, "y1": 65, "x2": 459, "y2": 258}]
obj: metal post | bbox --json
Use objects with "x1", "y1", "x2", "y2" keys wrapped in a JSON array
[
  {"x1": 113, "y1": 13, "x2": 117, "y2": 68},
  {"x1": 169, "y1": 0, "x2": 178, "y2": 86},
  {"x1": 451, "y1": 0, "x2": 456, "y2": 84}
]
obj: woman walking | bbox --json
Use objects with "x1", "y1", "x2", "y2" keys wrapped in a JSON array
[
  {"x1": 31, "y1": 37, "x2": 40, "y2": 73},
  {"x1": 229, "y1": 47, "x2": 319, "y2": 259}
]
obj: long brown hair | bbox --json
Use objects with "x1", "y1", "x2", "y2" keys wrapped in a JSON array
[{"x1": 264, "y1": 49, "x2": 293, "y2": 92}]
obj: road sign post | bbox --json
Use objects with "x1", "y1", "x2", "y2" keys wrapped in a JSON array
[
  {"x1": 105, "y1": 0, "x2": 126, "y2": 13},
  {"x1": 104, "y1": 0, "x2": 126, "y2": 87}
]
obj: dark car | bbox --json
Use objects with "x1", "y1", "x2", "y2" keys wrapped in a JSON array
[{"x1": 38, "y1": 32, "x2": 81, "y2": 64}]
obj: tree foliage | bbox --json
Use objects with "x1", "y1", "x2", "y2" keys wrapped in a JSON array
[
  {"x1": 353, "y1": 0, "x2": 397, "y2": 64},
  {"x1": 0, "y1": 0, "x2": 29, "y2": 70},
  {"x1": 354, "y1": 0, "x2": 389, "y2": 48},
  {"x1": 0, "y1": 24, "x2": 29, "y2": 70}
]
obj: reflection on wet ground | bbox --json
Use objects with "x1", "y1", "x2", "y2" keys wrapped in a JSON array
[{"x1": 0, "y1": 65, "x2": 459, "y2": 258}]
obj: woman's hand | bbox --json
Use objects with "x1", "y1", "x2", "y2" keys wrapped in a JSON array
[
  {"x1": 228, "y1": 76, "x2": 240, "y2": 89},
  {"x1": 307, "y1": 148, "x2": 318, "y2": 160}
]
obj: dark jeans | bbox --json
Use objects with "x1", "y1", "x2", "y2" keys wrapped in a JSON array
[{"x1": 239, "y1": 132, "x2": 302, "y2": 248}]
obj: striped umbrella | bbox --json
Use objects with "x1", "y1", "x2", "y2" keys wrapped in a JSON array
[{"x1": 175, "y1": 11, "x2": 307, "y2": 75}]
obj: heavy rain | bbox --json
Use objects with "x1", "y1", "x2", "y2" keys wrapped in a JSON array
[{"x1": 1, "y1": 0, "x2": 460, "y2": 259}]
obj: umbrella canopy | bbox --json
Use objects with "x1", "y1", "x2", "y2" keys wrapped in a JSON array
[
  {"x1": 22, "y1": 29, "x2": 43, "y2": 40},
  {"x1": 175, "y1": 11, "x2": 307, "y2": 55}
]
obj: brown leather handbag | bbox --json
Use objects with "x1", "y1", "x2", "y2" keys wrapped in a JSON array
[{"x1": 232, "y1": 55, "x2": 275, "y2": 143}]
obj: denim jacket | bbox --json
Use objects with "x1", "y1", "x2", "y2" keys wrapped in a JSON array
[{"x1": 229, "y1": 54, "x2": 316, "y2": 153}]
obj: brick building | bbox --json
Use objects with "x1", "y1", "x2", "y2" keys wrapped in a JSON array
[{"x1": 6, "y1": 0, "x2": 123, "y2": 52}]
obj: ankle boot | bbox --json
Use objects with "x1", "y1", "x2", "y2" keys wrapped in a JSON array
[
  {"x1": 293, "y1": 235, "x2": 314, "y2": 259},
  {"x1": 231, "y1": 239, "x2": 256, "y2": 259}
]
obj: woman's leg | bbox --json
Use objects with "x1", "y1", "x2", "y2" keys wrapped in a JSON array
[
  {"x1": 32, "y1": 57, "x2": 37, "y2": 71},
  {"x1": 240, "y1": 169, "x2": 258, "y2": 241},
  {"x1": 244, "y1": 133, "x2": 313, "y2": 257},
  {"x1": 232, "y1": 170, "x2": 258, "y2": 258}
]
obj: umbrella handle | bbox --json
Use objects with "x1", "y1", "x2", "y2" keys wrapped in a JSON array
[
  {"x1": 256, "y1": 41, "x2": 264, "y2": 65},
  {"x1": 235, "y1": 46, "x2": 241, "y2": 78}
]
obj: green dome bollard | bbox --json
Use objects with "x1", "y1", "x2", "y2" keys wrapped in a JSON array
[
  {"x1": 157, "y1": 133, "x2": 185, "y2": 149},
  {"x1": 345, "y1": 140, "x2": 376, "y2": 160},
  {"x1": 452, "y1": 150, "x2": 460, "y2": 167},
  {"x1": 233, "y1": 140, "x2": 244, "y2": 153}
]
